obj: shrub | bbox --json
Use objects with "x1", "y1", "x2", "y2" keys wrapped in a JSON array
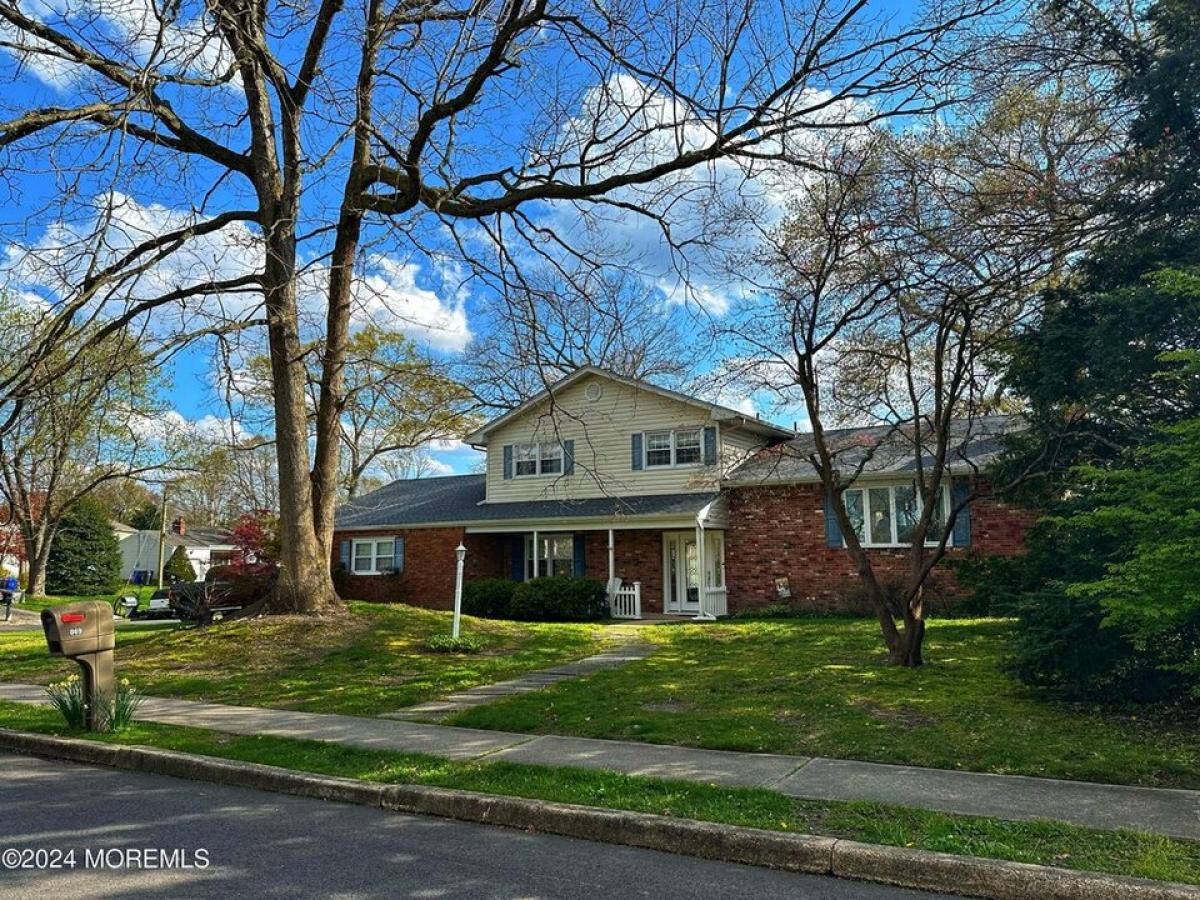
[
  {"x1": 510, "y1": 576, "x2": 609, "y2": 622},
  {"x1": 426, "y1": 633, "x2": 487, "y2": 654},
  {"x1": 164, "y1": 545, "x2": 197, "y2": 583},
  {"x1": 46, "y1": 496, "x2": 122, "y2": 595},
  {"x1": 462, "y1": 577, "x2": 518, "y2": 619}
]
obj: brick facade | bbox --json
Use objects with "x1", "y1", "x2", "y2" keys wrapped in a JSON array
[
  {"x1": 333, "y1": 527, "x2": 505, "y2": 608},
  {"x1": 333, "y1": 483, "x2": 1034, "y2": 615},
  {"x1": 723, "y1": 482, "x2": 1036, "y2": 614}
]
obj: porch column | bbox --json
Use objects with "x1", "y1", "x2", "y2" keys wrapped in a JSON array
[
  {"x1": 532, "y1": 528, "x2": 539, "y2": 579},
  {"x1": 607, "y1": 528, "x2": 615, "y2": 584},
  {"x1": 695, "y1": 521, "x2": 714, "y2": 620}
]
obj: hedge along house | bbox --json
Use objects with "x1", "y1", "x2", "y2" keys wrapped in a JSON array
[{"x1": 331, "y1": 367, "x2": 1035, "y2": 617}]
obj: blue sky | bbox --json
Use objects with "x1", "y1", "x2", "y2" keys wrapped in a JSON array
[{"x1": 1, "y1": 0, "x2": 929, "y2": 477}]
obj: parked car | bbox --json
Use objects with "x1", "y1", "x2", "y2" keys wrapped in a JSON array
[{"x1": 169, "y1": 563, "x2": 277, "y2": 625}]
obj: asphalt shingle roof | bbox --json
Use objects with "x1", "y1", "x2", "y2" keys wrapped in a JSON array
[
  {"x1": 725, "y1": 415, "x2": 1023, "y2": 485},
  {"x1": 334, "y1": 474, "x2": 718, "y2": 529}
]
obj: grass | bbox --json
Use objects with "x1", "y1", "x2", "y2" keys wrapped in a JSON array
[
  {"x1": 449, "y1": 617, "x2": 1200, "y2": 789},
  {"x1": 1, "y1": 699, "x2": 1197, "y2": 886},
  {"x1": 9, "y1": 585, "x2": 160, "y2": 614},
  {"x1": 0, "y1": 601, "x2": 608, "y2": 716}
]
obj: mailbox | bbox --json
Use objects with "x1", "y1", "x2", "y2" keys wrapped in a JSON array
[{"x1": 42, "y1": 601, "x2": 115, "y2": 730}]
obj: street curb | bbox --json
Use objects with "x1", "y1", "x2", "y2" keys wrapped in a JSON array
[{"x1": 1, "y1": 728, "x2": 1197, "y2": 900}]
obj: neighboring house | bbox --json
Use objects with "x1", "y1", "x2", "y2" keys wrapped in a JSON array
[
  {"x1": 113, "y1": 517, "x2": 237, "y2": 584},
  {"x1": 332, "y1": 366, "x2": 1035, "y2": 617}
]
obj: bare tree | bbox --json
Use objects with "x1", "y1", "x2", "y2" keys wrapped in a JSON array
[
  {"x1": 724, "y1": 81, "x2": 1118, "y2": 664},
  {"x1": 0, "y1": 304, "x2": 177, "y2": 595},
  {"x1": 0, "y1": 0, "x2": 990, "y2": 613}
]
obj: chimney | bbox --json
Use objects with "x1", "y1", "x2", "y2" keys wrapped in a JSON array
[{"x1": 171, "y1": 516, "x2": 186, "y2": 536}]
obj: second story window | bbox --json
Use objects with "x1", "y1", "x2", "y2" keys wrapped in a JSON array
[
  {"x1": 514, "y1": 442, "x2": 563, "y2": 477},
  {"x1": 644, "y1": 429, "x2": 703, "y2": 468}
]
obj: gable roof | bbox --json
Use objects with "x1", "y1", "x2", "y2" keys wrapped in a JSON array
[
  {"x1": 463, "y1": 365, "x2": 794, "y2": 445},
  {"x1": 724, "y1": 415, "x2": 1023, "y2": 486},
  {"x1": 334, "y1": 473, "x2": 719, "y2": 530}
]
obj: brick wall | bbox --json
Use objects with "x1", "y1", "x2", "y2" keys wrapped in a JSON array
[
  {"x1": 724, "y1": 482, "x2": 1036, "y2": 614},
  {"x1": 580, "y1": 529, "x2": 666, "y2": 614},
  {"x1": 333, "y1": 527, "x2": 506, "y2": 608}
]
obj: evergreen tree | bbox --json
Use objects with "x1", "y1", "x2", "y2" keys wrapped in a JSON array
[
  {"x1": 163, "y1": 545, "x2": 197, "y2": 583},
  {"x1": 45, "y1": 497, "x2": 122, "y2": 596}
]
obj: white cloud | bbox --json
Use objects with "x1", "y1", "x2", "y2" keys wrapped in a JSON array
[{"x1": 4, "y1": 193, "x2": 474, "y2": 353}]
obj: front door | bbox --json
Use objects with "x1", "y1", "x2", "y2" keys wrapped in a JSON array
[{"x1": 663, "y1": 531, "x2": 699, "y2": 614}]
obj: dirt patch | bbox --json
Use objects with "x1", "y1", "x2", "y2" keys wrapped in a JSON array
[
  {"x1": 855, "y1": 700, "x2": 934, "y2": 728},
  {"x1": 642, "y1": 699, "x2": 691, "y2": 714}
]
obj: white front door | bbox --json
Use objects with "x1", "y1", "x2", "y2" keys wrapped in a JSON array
[{"x1": 663, "y1": 531, "x2": 699, "y2": 614}]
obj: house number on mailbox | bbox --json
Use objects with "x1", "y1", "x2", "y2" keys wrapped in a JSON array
[{"x1": 68, "y1": 627, "x2": 83, "y2": 637}]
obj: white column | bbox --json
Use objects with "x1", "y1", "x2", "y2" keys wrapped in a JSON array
[
  {"x1": 695, "y1": 520, "x2": 715, "y2": 620},
  {"x1": 531, "y1": 529, "x2": 538, "y2": 579},
  {"x1": 607, "y1": 528, "x2": 615, "y2": 584}
]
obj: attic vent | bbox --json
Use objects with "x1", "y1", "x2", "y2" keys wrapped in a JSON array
[{"x1": 584, "y1": 381, "x2": 603, "y2": 401}]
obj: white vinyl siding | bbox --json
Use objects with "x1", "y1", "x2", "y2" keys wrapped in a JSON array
[{"x1": 486, "y1": 374, "x2": 763, "y2": 502}]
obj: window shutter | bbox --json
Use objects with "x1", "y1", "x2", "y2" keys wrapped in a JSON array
[
  {"x1": 563, "y1": 439, "x2": 575, "y2": 475},
  {"x1": 952, "y1": 478, "x2": 972, "y2": 547},
  {"x1": 510, "y1": 535, "x2": 524, "y2": 581},
  {"x1": 394, "y1": 536, "x2": 405, "y2": 573},
  {"x1": 572, "y1": 533, "x2": 586, "y2": 577},
  {"x1": 339, "y1": 539, "x2": 351, "y2": 571},
  {"x1": 502, "y1": 445, "x2": 514, "y2": 480},
  {"x1": 824, "y1": 490, "x2": 844, "y2": 548},
  {"x1": 631, "y1": 433, "x2": 643, "y2": 470},
  {"x1": 703, "y1": 426, "x2": 717, "y2": 465}
]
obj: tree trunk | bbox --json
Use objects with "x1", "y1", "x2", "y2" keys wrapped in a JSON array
[
  {"x1": 24, "y1": 529, "x2": 51, "y2": 597},
  {"x1": 262, "y1": 233, "x2": 341, "y2": 615},
  {"x1": 891, "y1": 587, "x2": 926, "y2": 667}
]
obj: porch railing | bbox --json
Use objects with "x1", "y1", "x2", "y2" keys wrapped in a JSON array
[
  {"x1": 703, "y1": 586, "x2": 728, "y2": 618},
  {"x1": 609, "y1": 580, "x2": 642, "y2": 620}
]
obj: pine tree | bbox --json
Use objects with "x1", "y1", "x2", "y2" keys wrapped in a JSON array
[
  {"x1": 163, "y1": 545, "x2": 197, "y2": 583},
  {"x1": 45, "y1": 497, "x2": 122, "y2": 596}
]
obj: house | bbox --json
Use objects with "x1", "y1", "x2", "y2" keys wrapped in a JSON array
[
  {"x1": 113, "y1": 517, "x2": 237, "y2": 584},
  {"x1": 332, "y1": 366, "x2": 1035, "y2": 617}
]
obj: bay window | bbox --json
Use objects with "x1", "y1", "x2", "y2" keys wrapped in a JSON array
[{"x1": 843, "y1": 483, "x2": 951, "y2": 547}]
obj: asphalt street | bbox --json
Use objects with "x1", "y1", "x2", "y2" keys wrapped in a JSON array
[{"x1": 0, "y1": 752, "x2": 960, "y2": 899}]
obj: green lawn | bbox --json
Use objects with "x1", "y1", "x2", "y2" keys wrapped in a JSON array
[
  {"x1": 0, "y1": 700, "x2": 1196, "y2": 886},
  {"x1": 0, "y1": 601, "x2": 608, "y2": 716},
  {"x1": 449, "y1": 617, "x2": 1200, "y2": 789},
  {"x1": 10, "y1": 585, "x2": 159, "y2": 614}
]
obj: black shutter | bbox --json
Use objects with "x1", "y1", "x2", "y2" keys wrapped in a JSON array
[
  {"x1": 338, "y1": 539, "x2": 351, "y2": 571},
  {"x1": 502, "y1": 445, "x2": 514, "y2": 479},
  {"x1": 393, "y1": 536, "x2": 405, "y2": 573},
  {"x1": 563, "y1": 439, "x2": 575, "y2": 475},
  {"x1": 572, "y1": 533, "x2": 586, "y2": 577},
  {"x1": 703, "y1": 426, "x2": 717, "y2": 465},
  {"x1": 510, "y1": 534, "x2": 525, "y2": 580},
  {"x1": 631, "y1": 433, "x2": 643, "y2": 470}
]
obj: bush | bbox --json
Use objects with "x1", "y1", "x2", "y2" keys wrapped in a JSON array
[
  {"x1": 426, "y1": 633, "x2": 487, "y2": 654},
  {"x1": 462, "y1": 577, "x2": 518, "y2": 619},
  {"x1": 46, "y1": 496, "x2": 122, "y2": 595},
  {"x1": 510, "y1": 576, "x2": 609, "y2": 622},
  {"x1": 164, "y1": 545, "x2": 197, "y2": 583}
]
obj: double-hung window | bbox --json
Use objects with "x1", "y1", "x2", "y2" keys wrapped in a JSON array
[
  {"x1": 525, "y1": 534, "x2": 574, "y2": 578},
  {"x1": 644, "y1": 429, "x2": 703, "y2": 468},
  {"x1": 842, "y1": 483, "x2": 951, "y2": 547},
  {"x1": 514, "y1": 442, "x2": 563, "y2": 477},
  {"x1": 352, "y1": 539, "x2": 396, "y2": 574}
]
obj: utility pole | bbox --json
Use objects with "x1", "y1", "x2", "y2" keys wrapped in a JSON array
[{"x1": 156, "y1": 488, "x2": 168, "y2": 589}]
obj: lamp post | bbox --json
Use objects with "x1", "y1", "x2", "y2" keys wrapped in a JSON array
[{"x1": 452, "y1": 543, "x2": 466, "y2": 639}]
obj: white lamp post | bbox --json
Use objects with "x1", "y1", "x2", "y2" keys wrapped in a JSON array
[{"x1": 452, "y1": 543, "x2": 467, "y2": 639}]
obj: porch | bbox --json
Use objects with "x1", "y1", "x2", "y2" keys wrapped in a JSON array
[{"x1": 464, "y1": 521, "x2": 728, "y2": 620}]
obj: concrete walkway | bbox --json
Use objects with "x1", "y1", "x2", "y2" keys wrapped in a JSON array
[
  {"x1": 3, "y1": 680, "x2": 1199, "y2": 840},
  {"x1": 381, "y1": 641, "x2": 656, "y2": 722}
]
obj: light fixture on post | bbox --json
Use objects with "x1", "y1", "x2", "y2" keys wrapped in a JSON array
[{"x1": 452, "y1": 543, "x2": 467, "y2": 638}]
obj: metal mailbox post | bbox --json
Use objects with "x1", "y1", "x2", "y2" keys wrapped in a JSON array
[{"x1": 41, "y1": 601, "x2": 115, "y2": 730}]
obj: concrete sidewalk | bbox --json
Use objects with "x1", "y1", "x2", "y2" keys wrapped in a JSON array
[{"x1": 3, "y1": 680, "x2": 1199, "y2": 840}]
